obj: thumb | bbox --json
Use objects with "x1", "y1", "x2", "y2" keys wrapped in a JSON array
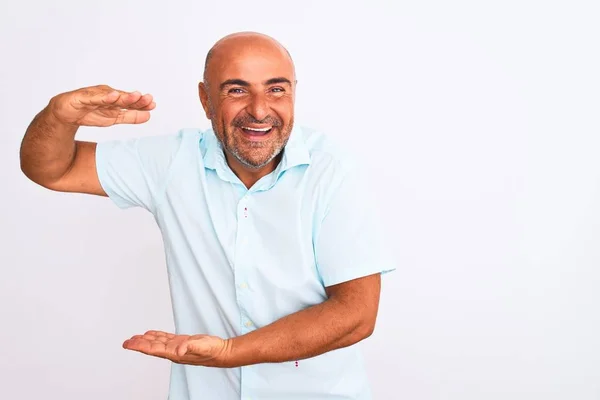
[
  {"x1": 178, "y1": 336, "x2": 214, "y2": 357},
  {"x1": 177, "y1": 342, "x2": 190, "y2": 357}
]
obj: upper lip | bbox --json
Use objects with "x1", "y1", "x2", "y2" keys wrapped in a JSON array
[{"x1": 241, "y1": 125, "x2": 273, "y2": 130}]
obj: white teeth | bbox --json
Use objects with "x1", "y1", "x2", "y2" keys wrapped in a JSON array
[{"x1": 242, "y1": 126, "x2": 271, "y2": 132}]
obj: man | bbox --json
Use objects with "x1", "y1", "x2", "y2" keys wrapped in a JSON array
[{"x1": 20, "y1": 32, "x2": 395, "y2": 400}]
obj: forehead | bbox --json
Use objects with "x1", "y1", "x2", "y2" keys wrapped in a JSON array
[{"x1": 207, "y1": 45, "x2": 295, "y2": 85}]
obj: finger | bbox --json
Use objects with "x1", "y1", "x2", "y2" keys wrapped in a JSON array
[
  {"x1": 74, "y1": 89, "x2": 120, "y2": 107},
  {"x1": 123, "y1": 337, "x2": 148, "y2": 351},
  {"x1": 76, "y1": 90, "x2": 143, "y2": 109},
  {"x1": 142, "y1": 333, "x2": 159, "y2": 341},
  {"x1": 145, "y1": 330, "x2": 167, "y2": 336},
  {"x1": 123, "y1": 334, "x2": 148, "y2": 346},
  {"x1": 144, "y1": 330, "x2": 174, "y2": 338},
  {"x1": 74, "y1": 87, "x2": 138, "y2": 106},
  {"x1": 128, "y1": 93, "x2": 154, "y2": 110},
  {"x1": 139, "y1": 101, "x2": 157, "y2": 111},
  {"x1": 112, "y1": 91, "x2": 144, "y2": 108},
  {"x1": 154, "y1": 335, "x2": 169, "y2": 344},
  {"x1": 141, "y1": 330, "x2": 174, "y2": 341},
  {"x1": 114, "y1": 110, "x2": 151, "y2": 125},
  {"x1": 103, "y1": 91, "x2": 154, "y2": 110},
  {"x1": 123, "y1": 338, "x2": 167, "y2": 357}
]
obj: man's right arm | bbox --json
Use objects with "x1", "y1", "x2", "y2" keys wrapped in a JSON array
[
  {"x1": 20, "y1": 106, "x2": 105, "y2": 195},
  {"x1": 19, "y1": 85, "x2": 155, "y2": 196}
]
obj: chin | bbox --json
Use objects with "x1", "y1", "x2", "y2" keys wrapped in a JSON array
[{"x1": 238, "y1": 150, "x2": 280, "y2": 169}]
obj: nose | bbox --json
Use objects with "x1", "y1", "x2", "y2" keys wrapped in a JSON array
[{"x1": 246, "y1": 93, "x2": 269, "y2": 122}]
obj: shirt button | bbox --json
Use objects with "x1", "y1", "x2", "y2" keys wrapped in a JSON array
[
  {"x1": 245, "y1": 321, "x2": 253, "y2": 327},
  {"x1": 239, "y1": 283, "x2": 248, "y2": 289}
]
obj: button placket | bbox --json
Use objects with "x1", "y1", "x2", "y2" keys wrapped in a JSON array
[
  {"x1": 235, "y1": 194, "x2": 255, "y2": 334},
  {"x1": 235, "y1": 192, "x2": 255, "y2": 400}
]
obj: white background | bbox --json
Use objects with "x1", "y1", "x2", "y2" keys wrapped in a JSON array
[{"x1": 1, "y1": 0, "x2": 599, "y2": 399}]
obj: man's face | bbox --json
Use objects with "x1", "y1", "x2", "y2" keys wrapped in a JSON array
[{"x1": 200, "y1": 46, "x2": 296, "y2": 170}]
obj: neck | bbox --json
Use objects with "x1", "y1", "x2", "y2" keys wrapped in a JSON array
[{"x1": 224, "y1": 152, "x2": 283, "y2": 189}]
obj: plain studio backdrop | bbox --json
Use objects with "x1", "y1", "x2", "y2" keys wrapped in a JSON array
[{"x1": 1, "y1": 1, "x2": 599, "y2": 399}]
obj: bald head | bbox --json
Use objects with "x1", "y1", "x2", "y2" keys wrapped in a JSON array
[{"x1": 203, "y1": 32, "x2": 295, "y2": 85}]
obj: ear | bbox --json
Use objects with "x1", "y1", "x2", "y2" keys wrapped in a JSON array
[
  {"x1": 198, "y1": 82, "x2": 212, "y2": 119},
  {"x1": 293, "y1": 79, "x2": 298, "y2": 101}
]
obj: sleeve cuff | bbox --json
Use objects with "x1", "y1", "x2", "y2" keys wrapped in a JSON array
[
  {"x1": 95, "y1": 141, "x2": 134, "y2": 209},
  {"x1": 321, "y1": 263, "x2": 397, "y2": 287}
]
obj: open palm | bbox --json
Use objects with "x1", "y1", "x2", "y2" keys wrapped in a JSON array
[{"x1": 122, "y1": 330, "x2": 230, "y2": 366}]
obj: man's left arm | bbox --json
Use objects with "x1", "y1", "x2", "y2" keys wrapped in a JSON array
[
  {"x1": 122, "y1": 273, "x2": 381, "y2": 368},
  {"x1": 223, "y1": 272, "x2": 381, "y2": 366}
]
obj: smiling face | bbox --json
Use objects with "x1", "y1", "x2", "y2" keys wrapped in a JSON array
[{"x1": 199, "y1": 34, "x2": 296, "y2": 174}]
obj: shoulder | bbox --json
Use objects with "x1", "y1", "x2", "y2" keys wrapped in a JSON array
[
  {"x1": 294, "y1": 125, "x2": 361, "y2": 183},
  {"x1": 126, "y1": 127, "x2": 207, "y2": 160},
  {"x1": 133, "y1": 128, "x2": 203, "y2": 152},
  {"x1": 96, "y1": 128, "x2": 207, "y2": 172}
]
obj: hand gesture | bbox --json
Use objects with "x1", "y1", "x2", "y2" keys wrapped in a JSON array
[
  {"x1": 122, "y1": 330, "x2": 231, "y2": 367},
  {"x1": 49, "y1": 84, "x2": 155, "y2": 127}
]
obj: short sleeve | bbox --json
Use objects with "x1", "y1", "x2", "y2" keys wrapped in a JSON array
[
  {"x1": 95, "y1": 132, "x2": 183, "y2": 212},
  {"x1": 314, "y1": 167, "x2": 396, "y2": 287}
]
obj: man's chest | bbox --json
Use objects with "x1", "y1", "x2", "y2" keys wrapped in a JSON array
[{"x1": 156, "y1": 171, "x2": 329, "y2": 325}]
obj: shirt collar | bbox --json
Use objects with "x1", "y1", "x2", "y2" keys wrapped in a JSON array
[
  {"x1": 279, "y1": 125, "x2": 311, "y2": 172},
  {"x1": 201, "y1": 129, "x2": 225, "y2": 172}
]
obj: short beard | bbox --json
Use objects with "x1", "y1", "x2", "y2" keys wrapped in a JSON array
[
  {"x1": 211, "y1": 115, "x2": 294, "y2": 170},
  {"x1": 228, "y1": 139, "x2": 287, "y2": 170}
]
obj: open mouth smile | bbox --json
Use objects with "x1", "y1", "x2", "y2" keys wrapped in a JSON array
[{"x1": 241, "y1": 126, "x2": 273, "y2": 135}]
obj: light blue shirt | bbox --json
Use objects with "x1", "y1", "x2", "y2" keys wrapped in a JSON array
[{"x1": 96, "y1": 125, "x2": 395, "y2": 400}]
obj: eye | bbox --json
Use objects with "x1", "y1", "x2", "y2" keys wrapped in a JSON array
[
  {"x1": 228, "y1": 88, "x2": 245, "y2": 94},
  {"x1": 270, "y1": 87, "x2": 285, "y2": 93}
]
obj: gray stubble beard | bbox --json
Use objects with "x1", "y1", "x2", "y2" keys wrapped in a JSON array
[{"x1": 212, "y1": 121, "x2": 294, "y2": 170}]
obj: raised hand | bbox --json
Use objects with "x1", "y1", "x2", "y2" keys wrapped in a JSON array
[
  {"x1": 48, "y1": 84, "x2": 156, "y2": 127},
  {"x1": 122, "y1": 330, "x2": 232, "y2": 367}
]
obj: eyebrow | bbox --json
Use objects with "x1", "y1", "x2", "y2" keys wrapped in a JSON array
[
  {"x1": 265, "y1": 77, "x2": 292, "y2": 86},
  {"x1": 219, "y1": 77, "x2": 292, "y2": 90},
  {"x1": 220, "y1": 79, "x2": 250, "y2": 90}
]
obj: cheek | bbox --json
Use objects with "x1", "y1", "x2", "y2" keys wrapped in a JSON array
[
  {"x1": 272, "y1": 99, "x2": 294, "y2": 121},
  {"x1": 220, "y1": 102, "x2": 246, "y2": 126}
]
